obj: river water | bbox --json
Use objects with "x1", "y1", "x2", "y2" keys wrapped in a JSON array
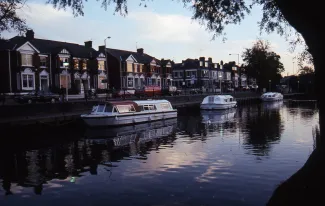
[{"x1": 0, "y1": 102, "x2": 319, "y2": 206}]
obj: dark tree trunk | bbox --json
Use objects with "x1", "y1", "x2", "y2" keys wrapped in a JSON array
[{"x1": 274, "y1": 0, "x2": 324, "y2": 148}]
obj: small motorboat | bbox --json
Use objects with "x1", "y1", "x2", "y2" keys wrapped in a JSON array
[
  {"x1": 81, "y1": 99, "x2": 177, "y2": 127},
  {"x1": 200, "y1": 95, "x2": 237, "y2": 110},
  {"x1": 261, "y1": 92, "x2": 283, "y2": 102}
]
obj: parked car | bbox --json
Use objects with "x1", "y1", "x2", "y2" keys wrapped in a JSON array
[
  {"x1": 14, "y1": 91, "x2": 59, "y2": 104},
  {"x1": 189, "y1": 88, "x2": 203, "y2": 94}
]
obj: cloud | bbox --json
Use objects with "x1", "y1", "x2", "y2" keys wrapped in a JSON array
[
  {"x1": 3, "y1": 2, "x2": 304, "y2": 75},
  {"x1": 129, "y1": 11, "x2": 203, "y2": 43}
]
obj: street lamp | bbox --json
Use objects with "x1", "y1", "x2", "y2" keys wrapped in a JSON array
[
  {"x1": 219, "y1": 74, "x2": 223, "y2": 94},
  {"x1": 229, "y1": 53, "x2": 240, "y2": 65},
  {"x1": 104, "y1": 36, "x2": 111, "y2": 90},
  {"x1": 63, "y1": 62, "x2": 69, "y2": 101},
  {"x1": 269, "y1": 79, "x2": 271, "y2": 92}
]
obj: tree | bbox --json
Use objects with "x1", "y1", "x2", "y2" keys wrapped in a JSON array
[
  {"x1": 0, "y1": 0, "x2": 27, "y2": 37},
  {"x1": 242, "y1": 40, "x2": 284, "y2": 91},
  {"x1": 299, "y1": 65, "x2": 314, "y2": 75}
]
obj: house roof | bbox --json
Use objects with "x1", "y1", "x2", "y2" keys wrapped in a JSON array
[
  {"x1": 0, "y1": 39, "x2": 15, "y2": 50},
  {"x1": 106, "y1": 48, "x2": 159, "y2": 64},
  {"x1": 8, "y1": 36, "x2": 98, "y2": 58}
]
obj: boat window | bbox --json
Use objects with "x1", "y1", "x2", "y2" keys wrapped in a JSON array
[
  {"x1": 104, "y1": 104, "x2": 113, "y2": 113},
  {"x1": 96, "y1": 104, "x2": 105, "y2": 112},
  {"x1": 142, "y1": 105, "x2": 156, "y2": 111},
  {"x1": 116, "y1": 105, "x2": 136, "y2": 113},
  {"x1": 160, "y1": 103, "x2": 171, "y2": 110},
  {"x1": 229, "y1": 98, "x2": 233, "y2": 102},
  {"x1": 92, "y1": 106, "x2": 98, "y2": 112},
  {"x1": 113, "y1": 107, "x2": 118, "y2": 113},
  {"x1": 208, "y1": 96, "x2": 214, "y2": 103}
]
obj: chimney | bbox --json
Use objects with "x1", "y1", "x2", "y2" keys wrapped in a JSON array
[
  {"x1": 199, "y1": 57, "x2": 205, "y2": 67},
  {"x1": 98, "y1": 45, "x2": 106, "y2": 52},
  {"x1": 220, "y1": 60, "x2": 224, "y2": 65},
  {"x1": 85, "y1": 41, "x2": 92, "y2": 48},
  {"x1": 137, "y1": 48, "x2": 144, "y2": 55},
  {"x1": 208, "y1": 57, "x2": 212, "y2": 63},
  {"x1": 26, "y1": 30, "x2": 34, "y2": 40}
]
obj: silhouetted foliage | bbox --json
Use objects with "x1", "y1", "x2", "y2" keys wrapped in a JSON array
[
  {"x1": 242, "y1": 40, "x2": 284, "y2": 90},
  {"x1": 0, "y1": 0, "x2": 27, "y2": 36}
]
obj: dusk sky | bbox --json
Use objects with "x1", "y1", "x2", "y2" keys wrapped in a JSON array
[{"x1": 3, "y1": 0, "x2": 304, "y2": 75}]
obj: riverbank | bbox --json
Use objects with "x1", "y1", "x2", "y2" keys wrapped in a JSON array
[{"x1": 0, "y1": 92, "x2": 305, "y2": 126}]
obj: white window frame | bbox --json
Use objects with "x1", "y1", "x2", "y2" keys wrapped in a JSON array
[
  {"x1": 21, "y1": 68, "x2": 35, "y2": 90},
  {"x1": 98, "y1": 60, "x2": 105, "y2": 70},
  {"x1": 98, "y1": 73, "x2": 107, "y2": 89},
  {"x1": 60, "y1": 57, "x2": 70, "y2": 68},
  {"x1": 21, "y1": 53, "x2": 33, "y2": 67},
  {"x1": 39, "y1": 56, "x2": 47, "y2": 68},
  {"x1": 127, "y1": 77, "x2": 134, "y2": 88}
]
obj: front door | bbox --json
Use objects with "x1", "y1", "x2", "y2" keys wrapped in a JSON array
[{"x1": 75, "y1": 79, "x2": 81, "y2": 94}]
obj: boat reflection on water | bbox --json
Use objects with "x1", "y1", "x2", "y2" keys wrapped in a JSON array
[
  {"x1": 262, "y1": 101, "x2": 284, "y2": 110},
  {"x1": 201, "y1": 108, "x2": 237, "y2": 125},
  {"x1": 84, "y1": 118, "x2": 177, "y2": 148}
]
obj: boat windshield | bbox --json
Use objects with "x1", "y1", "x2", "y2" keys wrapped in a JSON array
[
  {"x1": 96, "y1": 104, "x2": 106, "y2": 112},
  {"x1": 116, "y1": 105, "x2": 136, "y2": 113}
]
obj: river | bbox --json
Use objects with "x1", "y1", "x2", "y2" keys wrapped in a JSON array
[{"x1": 0, "y1": 101, "x2": 319, "y2": 206}]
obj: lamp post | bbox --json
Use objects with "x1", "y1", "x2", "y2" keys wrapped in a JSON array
[
  {"x1": 219, "y1": 74, "x2": 222, "y2": 94},
  {"x1": 229, "y1": 53, "x2": 239, "y2": 65},
  {"x1": 104, "y1": 36, "x2": 111, "y2": 90},
  {"x1": 63, "y1": 62, "x2": 69, "y2": 101},
  {"x1": 297, "y1": 80, "x2": 300, "y2": 92},
  {"x1": 269, "y1": 80, "x2": 271, "y2": 92}
]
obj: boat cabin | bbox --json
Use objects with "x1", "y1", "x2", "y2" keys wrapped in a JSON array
[
  {"x1": 201, "y1": 95, "x2": 236, "y2": 104},
  {"x1": 91, "y1": 100, "x2": 174, "y2": 115}
]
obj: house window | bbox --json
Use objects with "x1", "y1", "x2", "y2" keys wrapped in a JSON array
[
  {"x1": 98, "y1": 61, "x2": 105, "y2": 70},
  {"x1": 186, "y1": 71, "x2": 190, "y2": 77},
  {"x1": 205, "y1": 62, "x2": 209, "y2": 67},
  {"x1": 98, "y1": 75, "x2": 107, "y2": 89},
  {"x1": 74, "y1": 59, "x2": 79, "y2": 69},
  {"x1": 127, "y1": 63, "x2": 133, "y2": 72},
  {"x1": 214, "y1": 64, "x2": 218, "y2": 68},
  {"x1": 82, "y1": 59, "x2": 87, "y2": 70},
  {"x1": 191, "y1": 71, "x2": 196, "y2": 77},
  {"x1": 21, "y1": 54, "x2": 33, "y2": 66},
  {"x1": 60, "y1": 74, "x2": 71, "y2": 89},
  {"x1": 40, "y1": 56, "x2": 47, "y2": 67},
  {"x1": 200, "y1": 61, "x2": 203, "y2": 67},
  {"x1": 21, "y1": 74, "x2": 34, "y2": 90},
  {"x1": 127, "y1": 77, "x2": 134, "y2": 87},
  {"x1": 60, "y1": 57, "x2": 69, "y2": 68},
  {"x1": 157, "y1": 79, "x2": 161, "y2": 87},
  {"x1": 179, "y1": 72, "x2": 183, "y2": 77}
]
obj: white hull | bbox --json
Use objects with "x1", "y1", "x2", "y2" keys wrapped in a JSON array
[
  {"x1": 200, "y1": 102, "x2": 237, "y2": 110},
  {"x1": 81, "y1": 110, "x2": 177, "y2": 127}
]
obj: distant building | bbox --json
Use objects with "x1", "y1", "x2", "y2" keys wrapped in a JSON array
[{"x1": 104, "y1": 47, "x2": 171, "y2": 90}]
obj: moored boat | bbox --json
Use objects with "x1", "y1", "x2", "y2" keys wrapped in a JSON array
[
  {"x1": 200, "y1": 95, "x2": 237, "y2": 110},
  {"x1": 261, "y1": 92, "x2": 283, "y2": 102},
  {"x1": 81, "y1": 99, "x2": 177, "y2": 127}
]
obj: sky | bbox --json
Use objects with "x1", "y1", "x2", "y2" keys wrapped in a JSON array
[{"x1": 3, "y1": 0, "x2": 305, "y2": 75}]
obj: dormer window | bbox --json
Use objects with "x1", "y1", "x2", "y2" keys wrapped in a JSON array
[
  {"x1": 214, "y1": 63, "x2": 218, "y2": 68},
  {"x1": 60, "y1": 57, "x2": 69, "y2": 68},
  {"x1": 21, "y1": 54, "x2": 33, "y2": 66},
  {"x1": 205, "y1": 62, "x2": 208, "y2": 67},
  {"x1": 82, "y1": 59, "x2": 87, "y2": 70},
  {"x1": 199, "y1": 61, "x2": 203, "y2": 67},
  {"x1": 74, "y1": 59, "x2": 79, "y2": 69}
]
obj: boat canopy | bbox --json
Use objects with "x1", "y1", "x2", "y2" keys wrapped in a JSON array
[
  {"x1": 262, "y1": 92, "x2": 282, "y2": 98},
  {"x1": 201, "y1": 95, "x2": 235, "y2": 104}
]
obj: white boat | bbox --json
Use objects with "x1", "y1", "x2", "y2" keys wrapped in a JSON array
[
  {"x1": 200, "y1": 95, "x2": 237, "y2": 110},
  {"x1": 81, "y1": 99, "x2": 177, "y2": 127},
  {"x1": 261, "y1": 92, "x2": 283, "y2": 102}
]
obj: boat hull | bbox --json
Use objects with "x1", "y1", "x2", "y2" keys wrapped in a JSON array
[
  {"x1": 200, "y1": 102, "x2": 237, "y2": 110},
  {"x1": 81, "y1": 110, "x2": 177, "y2": 127}
]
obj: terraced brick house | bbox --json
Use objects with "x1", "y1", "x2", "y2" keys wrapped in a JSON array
[{"x1": 0, "y1": 30, "x2": 106, "y2": 94}]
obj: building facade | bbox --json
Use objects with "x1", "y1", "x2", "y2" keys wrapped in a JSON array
[
  {"x1": 105, "y1": 48, "x2": 172, "y2": 90},
  {"x1": 0, "y1": 30, "x2": 107, "y2": 94}
]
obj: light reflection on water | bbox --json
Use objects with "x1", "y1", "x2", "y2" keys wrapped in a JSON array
[{"x1": 0, "y1": 102, "x2": 319, "y2": 206}]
